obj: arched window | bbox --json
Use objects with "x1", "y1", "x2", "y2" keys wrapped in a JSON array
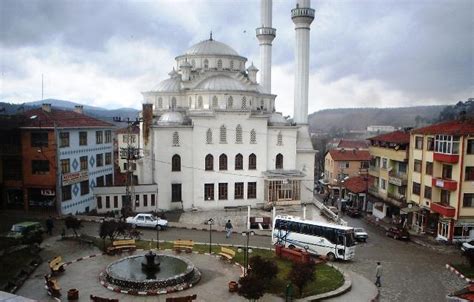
[
  {"x1": 230, "y1": 60, "x2": 234, "y2": 70},
  {"x1": 235, "y1": 124, "x2": 242, "y2": 144},
  {"x1": 220, "y1": 125, "x2": 227, "y2": 144},
  {"x1": 206, "y1": 128, "x2": 213, "y2": 144},
  {"x1": 227, "y1": 96, "x2": 233, "y2": 109},
  {"x1": 250, "y1": 129, "x2": 257, "y2": 144},
  {"x1": 277, "y1": 131, "x2": 283, "y2": 146},
  {"x1": 171, "y1": 154, "x2": 181, "y2": 171},
  {"x1": 158, "y1": 97, "x2": 163, "y2": 108},
  {"x1": 172, "y1": 131, "x2": 180, "y2": 147},
  {"x1": 276, "y1": 153, "x2": 283, "y2": 169},
  {"x1": 235, "y1": 153, "x2": 243, "y2": 170},
  {"x1": 197, "y1": 96, "x2": 203, "y2": 108},
  {"x1": 204, "y1": 59, "x2": 209, "y2": 70},
  {"x1": 219, "y1": 154, "x2": 227, "y2": 170},
  {"x1": 217, "y1": 59, "x2": 222, "y2": 70},
  {"x1": 212, "y1": 96, "x2": 218, "y2": 108},
  {"x1": 241, "y1": 97, "x2": 247, "y2": 109},
  {"x1": 205, "y1": 154, "x2": 214, "y2": 171},
  {"x1": 248, "y1": 153, "x2": 257, "y2": 170},
  {"x1": 171, "y1": 97, "x2": 177, "y2": 109}
]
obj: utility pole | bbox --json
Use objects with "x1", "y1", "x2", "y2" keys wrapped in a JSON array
[{"x1": 114, "y1": 116, "x2": 142, "y2": 217}]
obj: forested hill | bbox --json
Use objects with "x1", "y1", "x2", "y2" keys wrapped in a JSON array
[{"x1": 308, "y1": 105, "x2": 446, "y2": 133}]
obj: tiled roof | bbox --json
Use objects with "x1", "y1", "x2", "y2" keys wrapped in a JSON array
[
  {"x1": 411, "y1": 119, "x2": 474, "y2": 136},
  {"x1": 369, "y1": 130, "x2": 410, "y2": 144},
  {"x1": 344, "y1": 176, "x2": 369, "y2": 194},
  {"x1": 21, "y1": 108, "x2": 114, "y2": 129},
  {"x1": 337, "y1": 139, "x2": 369, "y2": 149},
  {"x1": 328, "y1": 149, "x2": 371, "y2": 161}
]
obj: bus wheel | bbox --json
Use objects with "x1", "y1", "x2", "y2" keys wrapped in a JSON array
[{"x1": 326, "y1": 252, "x2": 336, "y2": 261}]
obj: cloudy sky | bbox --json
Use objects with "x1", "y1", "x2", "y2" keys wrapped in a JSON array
[{"x1": 1, "y1": 0, "x2": 472, "y2": 116}]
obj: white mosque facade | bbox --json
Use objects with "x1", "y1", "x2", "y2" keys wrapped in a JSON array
[{"x1": 137, "y1": 0, "x2": 316, "y2": 211}]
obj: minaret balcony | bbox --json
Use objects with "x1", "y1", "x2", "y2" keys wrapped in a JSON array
[
  {"x1": 256, "y1": 27, "x2": 276, "y2": 38},
  {"x1": 291, "y1": 7, "x2": 315, "y2": 18}
]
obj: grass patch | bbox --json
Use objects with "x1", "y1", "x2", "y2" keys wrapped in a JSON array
[
  {"x1": 0, "y1": 247, "x2": 37, "y2": 286},
  {"x1": 85, "y1": 237, "x2": 344, "y2": 298},
  {"x1": 451, "y1": 263, "x2": 474, "y2": 278}
]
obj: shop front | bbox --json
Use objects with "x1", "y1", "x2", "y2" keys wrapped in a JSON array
[{"x1": 26, "y1": 187, "x2": 56, "y2": 212}]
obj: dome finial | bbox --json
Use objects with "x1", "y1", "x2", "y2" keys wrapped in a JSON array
[{"x1": 210, "y1": 31, "x2": 213, "y2": 41}]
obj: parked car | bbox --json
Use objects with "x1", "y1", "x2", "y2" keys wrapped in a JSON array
[
  {"x1": 346, "y1": 208, "x2": 362, "y2": 218},
  {"x1": 354, "y1": 227, "x2": 368, "y2": 242},
  {"x1": 5, "y1": 221, "x2": 44, "y2": 244},
  {"x1": 126, "y1": 213, "x2": 168, "y2": 230},
  {"x1": 386, "y1": 227, "x2": 410, "y2": 240},
  {"x1": 461, "y1": 240, "x2": 474, "y2": 253}
]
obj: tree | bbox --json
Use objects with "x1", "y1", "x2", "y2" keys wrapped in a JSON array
[
  {"x1": 248, "y1": 255, "x2": 278, "y2": 284},
  {"x1": 64, "y1": 215, "x2": 83, "y2": 237},
  {"x1": 237, "y1": 274, "x2": 265, "y2": 301},
  {"x1": 289, "y1": 261, "x2": 316, "y2": 297}
]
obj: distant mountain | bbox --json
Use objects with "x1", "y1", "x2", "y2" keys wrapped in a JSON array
[
  {"x1": 308, "y1": 105, "x2": 447, "y2": 133},
  {"x1": 0, "y1": 99, "x2": 139, "y2": 125}
]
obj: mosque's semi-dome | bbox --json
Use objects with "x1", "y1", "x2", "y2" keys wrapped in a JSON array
[
  {"x1": 268, "y1": 113, "x2": 291, "y2": 126},
  {"x1": 157, "y1": 111, "x2": 185, "y2": 125},
  {"x1": 153, "y1": 78, "x2": 181, "y2": 93},
  {"x1": 184, "y1": 39, "x2": 240, "y2": 57},
  {"x1": 196, "y1": 75, "x2": 248, "y2": 91}
]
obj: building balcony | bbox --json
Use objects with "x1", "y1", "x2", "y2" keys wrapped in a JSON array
[
  {"x1": 388, "y1": 171, "x2": 408, "y2": 186},
  {"x1": 433, "y1": 152, "x2": 459, "y2": 164},
  {"x1": 369, "y1": 166, "x2": 379, "y2": 177},
  {"x1": 387, "y1": 191, "x2": 405, "y2": 202},
  {"x1": 432, "y1": 177, "x2": 458, "y2": 191},
  {"x1": 368, "y1": 186, "x2": 379, "y2": 195},
  {"x1": 430, "y1": 202, "x2": 456, "y2": 218}
]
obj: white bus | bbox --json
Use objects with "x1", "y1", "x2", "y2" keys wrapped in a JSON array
[{"x1": 272, "y1": 215, "x2": 356, "y2": 261}]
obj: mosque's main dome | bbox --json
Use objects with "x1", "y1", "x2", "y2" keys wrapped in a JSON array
[{"x1": 184, "y1": 39, "x2": 240, "y2": 56}]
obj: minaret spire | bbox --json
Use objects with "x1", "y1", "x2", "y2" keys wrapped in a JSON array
[
  {"x1": 209, "y1": 31, "x2": 213, "y2": 41},
  {"x1": 292, "y1": 0, "x2": 315, "y2": 124},
  {"x1": 256, "y1": 0, "x2": 276, "y2": 94}
]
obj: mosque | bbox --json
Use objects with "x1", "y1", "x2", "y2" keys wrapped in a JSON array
[{"x1": 137, "y1": 0, "x2": 316, "y2": 211}]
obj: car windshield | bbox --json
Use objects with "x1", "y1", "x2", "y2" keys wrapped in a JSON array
[
  {"x1": 355, "y1": 228, "x2": 364, "y2": 232},
  {"x1": 11, "y1": 225, "x2": 25, "y2": 232}
]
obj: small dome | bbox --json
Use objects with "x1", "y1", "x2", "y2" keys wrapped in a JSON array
[
  {"x1": 184, "y1": 39, "x2": 239, "y2": 56},
  {"x1": 268, "y1": 113, "x2": 290, "y2": 126},
  {"x1": 157, "y1": 111, "x2": 184, "y2": 125},
  {"x1": 247, "y1": 63, "x2": 258, "y2": 71},
  {"x1": 153, "y1": 77, "x2": 181, "y2": 92},
  {"x1": 196, "y1": 75, "x2": 261, "y2": 92}
]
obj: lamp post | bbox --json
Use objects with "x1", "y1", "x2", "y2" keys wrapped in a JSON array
[
  {"x1": 238, "y1": 230, "x2": 255, "y2": 276},
  {"x1": 207, "y1": 218, "x2": 214, "y2": 254},
  {"x1": 156, "y1": 224, "x2": 160, "y2": 250}
]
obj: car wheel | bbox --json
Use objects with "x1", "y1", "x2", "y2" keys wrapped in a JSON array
[
  {"x1": 326, "y1": 252, "x2": 336, "y2": 261},
  {"x1": 288, "y1": 245, "x2": 296, "y2": 249},
  {"x1": 155, "y1": 225, "x2": 161, "y2": 231},
  {"x1": 132, "y1": 224, "x2": 137, "y2": 229}
]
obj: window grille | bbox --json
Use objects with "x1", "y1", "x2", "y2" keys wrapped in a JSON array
[
  {"x1": 250, "y1": 129, "x2": 256, "y2": 144},
  {"x1": 236, "y1": 125, "x2": 242, "y2": 144},
  {"x1": 206, "y1": 128, "x2": 213, "y2": 144},
  {"x1": 220, "y1": 125, "x2": 227, "y2": 144},
  {"x1": 172, "y1": 131, "x2": 180, "y2": 147}
]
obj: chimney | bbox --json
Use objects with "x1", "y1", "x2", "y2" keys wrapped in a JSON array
[
  {"x1": 74, "y1": 105, "x2": 84, "y2": 114},
  {"x1": 42, "y1": 103, "x2": 51, "y2": 112},
  {"x1": 142, "y1": 104, "x2": 153, "y2": 146}
]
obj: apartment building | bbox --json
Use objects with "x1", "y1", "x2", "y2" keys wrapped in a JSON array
[
  {"x1": 114, "y1": 126, "x2": 140, "y2": 186},
  {"x1": 407, "y1": 119, "x2": 474, "y2": 242},
  {"x1": 17, "y1": 104, "x2": 115, "y2": 215},
  {"x1": 323, "y1": 149, "x2": 371, "y2": 198},
  {"x1": 368, "y1": 130, "x2": 410, "y2": 220}
]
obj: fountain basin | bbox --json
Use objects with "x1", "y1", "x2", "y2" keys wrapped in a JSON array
[{"x1": 103, "y1": 253, "x2": 200, "y2": 293}]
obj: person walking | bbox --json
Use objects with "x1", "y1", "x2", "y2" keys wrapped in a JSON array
[
  {"x1": 46, "y1": 216, "x2": 54, "y2": 236},
  {"x1": 375, "y1": 262, "x2": 383, "y2": 287},
  {"x1": 225, "y1": 220, "x2": 233, "y2": 239}
]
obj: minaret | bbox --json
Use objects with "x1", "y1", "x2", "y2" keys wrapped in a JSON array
[
  {"x1": 292, "y1": 0, "x2": 315, "y2": 124},
  {"x1": 256, "y1": 0, "x2": 276, "y2": 94}
]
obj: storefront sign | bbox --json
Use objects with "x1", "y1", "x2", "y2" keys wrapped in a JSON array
[
  {"x1": 62, "y1": 171, "x2": 88, "y2": 186},
  {"x1": 41, "y1": 189, "x2": 55, "y2": 196}
]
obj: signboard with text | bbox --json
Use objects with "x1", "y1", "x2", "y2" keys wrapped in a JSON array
[{"x1": 62, "y1": 171, "x2": 89, "y2": 186}]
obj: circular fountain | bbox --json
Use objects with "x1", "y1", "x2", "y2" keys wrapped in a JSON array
[{"x1": 102, "y1": 251, "x2": 201, "y2": 294}]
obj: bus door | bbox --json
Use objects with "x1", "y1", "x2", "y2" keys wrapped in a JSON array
[{"x1": 337, "y1": 234, "x2": 346, "y2": 259}]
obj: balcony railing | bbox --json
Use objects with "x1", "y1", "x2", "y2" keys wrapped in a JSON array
[
  {"x1": 433, "y1": 152, "x2": 459, "y2": 164},
  {"x1": 388, "y1": 171, "x2": 408, "y2": 186},
  {"x1": 430, "y1": 202, "x2": 456, "y2": 217},
  {"x1": 387, "y1": 191, "x2": 405, "y2": 202},
  {"x1": 432, "y1": 177, "x2": 458, "y2": 191},
  {"x1": 369, "y1": 166, "x2": 379, "y2": 176}
]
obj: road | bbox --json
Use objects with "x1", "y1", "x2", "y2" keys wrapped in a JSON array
[{"x1": 0, "y1": 211, "x2": 467, "y2": 301}]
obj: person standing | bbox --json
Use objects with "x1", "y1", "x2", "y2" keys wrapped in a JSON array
[
  {"x1": 46, "y1": 216, "x2": 54, "y2": 236},
  {"x1": 375, "y1": 262, "x2": 383, "y2": 287},
  {"x1": 225, "y1": 220, "x2": 233, "y2": 239}
]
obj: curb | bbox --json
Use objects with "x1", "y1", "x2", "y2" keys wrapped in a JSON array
[
  {"x1": 446, "y1": 264, "x2": 472, "y2": 283},
  {"x1": 298, "y1": 263, "x2": 352, "y2": 301}
]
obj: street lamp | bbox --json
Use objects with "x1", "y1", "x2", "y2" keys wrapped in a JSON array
[
  {"x1": 156, "y1": 224, "x2": 160, "y2": 250},
  {"x1": 207, "y1": 218, "x2": 214, "y2": 254},
  {"x1": 238, "y1": 230, "x2": 255, "y2": 276}
]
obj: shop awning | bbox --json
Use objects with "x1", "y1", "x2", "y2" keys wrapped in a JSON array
[{"x1": 400, "y1": 205, "x2": 420, "y2": 214}]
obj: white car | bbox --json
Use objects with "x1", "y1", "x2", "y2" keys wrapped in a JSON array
[
  {"x1": 461, "y1": 240, "x2": 474, "y2": 253},
  {"x1": 126, "y1": 214, "x2": 168, "y2": 230},
  {"x1": 354, "y1": 227, "x2": 368, "y2": 242}
]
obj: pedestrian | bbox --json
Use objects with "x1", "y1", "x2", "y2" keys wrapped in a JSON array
[
  {"x1": 46, "y1": 216, "x2": 54, "y2": 236},
  {"x1": 225, "y1": 220, "x2": 233, "y2": 239},
  {"x1": 375, "y1": 262, "x2": 383, "y2": 287}
]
